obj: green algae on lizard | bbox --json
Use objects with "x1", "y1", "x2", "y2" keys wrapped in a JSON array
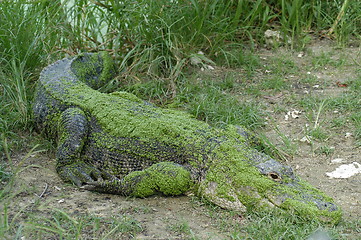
[
  {"x1": 123, "y1": 162, "x2": 193, "y2": 197},
  {"x1": 33, "y1": 52, "x2": 342, "y2": 224}
]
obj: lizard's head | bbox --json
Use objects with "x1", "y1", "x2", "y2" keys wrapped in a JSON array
[{"x1": 197, "y1": 151, "x2": 341, "y2": 223}]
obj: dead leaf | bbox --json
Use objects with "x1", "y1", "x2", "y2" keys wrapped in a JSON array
[
  {"x1": 263, "y1": 93, "x2": 283, "y2": 103},
  {"x1": 336, "y1": 81, "x2": 348, "y2": 87}
]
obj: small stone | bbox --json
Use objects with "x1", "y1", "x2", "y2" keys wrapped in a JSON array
[
  {"x1": 300, "y1": 136, "x2": 311, "y2": 143},
  {"x1": 206, "y1": 65, "x2": 214, "y2": 70},
  {"x1": 331, "y1": 158, "x2": 344, "y2": 164},
  {"x1": 291, "y1": 110, "x2": 301, "y2": 119},
  {"x1": 307, "y1": 229, "x2": 331, "y2": 240},
  {"x1": 326, "y1": 162, "x2": 361, "y2": 179}
]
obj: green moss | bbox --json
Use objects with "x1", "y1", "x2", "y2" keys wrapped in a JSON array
[
  {"x1": 271, "y1": 178, "x2": 342, "y2": 223},
  {"x1": 71, "y1": 52, "x2": 115, "y2": 90},
  {"x1": 123, "y1": 162, "x2": 192, "y2": 197},
  {"x1": 99, "y1": 51, "x2": 115, "y2": 83},
  {"x1": 199, "y1": 154, "x2": 276, "y2": 208},
  {"x1": 109, "y1": 91, "x2": 144, "y2": 104},
  {"x1": 280, "y1": 198, "x2": 342, "y2": 224}
]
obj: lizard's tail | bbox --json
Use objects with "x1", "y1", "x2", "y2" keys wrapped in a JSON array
[{"x1": 70, "y1": 52, "x2": 116, "y2": 90}]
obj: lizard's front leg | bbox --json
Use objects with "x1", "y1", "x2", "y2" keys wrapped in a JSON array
[
  {"x1": 56, "y1": 108, "x2": 111, "y2": 186},
  {"x1": 84, "y1": 162, "x2": 193, "y2": 197}
]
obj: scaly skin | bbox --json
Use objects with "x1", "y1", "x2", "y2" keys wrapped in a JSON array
[{"x1": 33, "y1": 52, "x2": 341, "y2": 223}]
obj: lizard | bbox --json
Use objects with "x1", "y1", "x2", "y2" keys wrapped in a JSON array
[{"x1": 33, "y1": 52, "x2": 341, "y2": 223}]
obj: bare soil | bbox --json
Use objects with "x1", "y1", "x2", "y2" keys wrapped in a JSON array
[
  {"x1": 6, "y1": 40, "x2": 361, "y2": 239},
  {"x1": 260, "y1": 40, "x2": 361, "y2": 220}
]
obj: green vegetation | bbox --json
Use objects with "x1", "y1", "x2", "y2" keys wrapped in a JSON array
[
  {"x1": 23, "y1": 211, "x2": 142, "y2": 239},
  {"x1": 1, "y1": 0, "x2": 361, "y2": 239},
  {"x1": 188, "y1": 198, "x2": 360, "y2": 240},
  {"x1": 120, "y1": 72, "x2": 266, "y2": 129},
  {"x1": 169, "y1": 220, "x2": 197, "y2": 239},
  {"x1": 1, "y1": 0, "x2": 361, "y2": 138},
  {"x1": 3, "y1": 208, "x2": 142, "y2": 239}
]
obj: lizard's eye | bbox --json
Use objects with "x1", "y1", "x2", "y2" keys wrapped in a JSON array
[{"x1": 268, "y1": 172, "x2": 282, "y2": 182}]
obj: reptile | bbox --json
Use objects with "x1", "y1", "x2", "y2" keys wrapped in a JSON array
[{"x1": 33, "y1": 52, "x2": 341, "y2": 223}]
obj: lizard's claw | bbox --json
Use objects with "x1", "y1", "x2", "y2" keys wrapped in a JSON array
[
  {"x1": 57, "y1": 162, "x2": 113, "y2": 187},
  {"x1": 83, "y1": 178, "x2": 122, "y2": 194},
  {"x1": 83, "y1": 181, "x2": 104, "y2": 191}
]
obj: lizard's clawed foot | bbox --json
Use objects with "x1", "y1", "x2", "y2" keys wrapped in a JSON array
[
  {"x1": 83, "y1": 178, "x2": 122, "y2": 194},
  {"x1": 57, "y1": 162, "x2": 114, "y2": 187}
]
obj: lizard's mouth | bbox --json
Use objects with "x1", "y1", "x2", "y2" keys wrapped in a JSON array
[
  {"x1": 267, "y1": 190, "x2": 339, "y2": 212},
  {"x1": 263, "y1": 179, "x2": 341, "y2": 223}
]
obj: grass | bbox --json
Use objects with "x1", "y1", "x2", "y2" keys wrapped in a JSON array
[
  {"x1": 1, "y1": 206, "x2": 143, "y2": 239},
  {"x1": 174, "y1": 76, "x2": 265, "y2": 128},
  {"x1": 22, "y1": 211, "x2": 142, "y2": 239},
  {"x1": 294, "y1": 91, "x2": 360, "y2": 152},
  {"x1": 188, "y1": 198, "x2": 361, "y2": 239},
  {"x1": 1, "y1": 0, "x2": 361, "y2": 239},
  {"x1": 261, "y1": 122, "x2": 298, "y2": 159},
  {"x1": 316, "y1": 145, "x2": 335, "y2": 156},
  {"x1": 169, "y1": 220, "x2": 197, "y2": 239},
  {"x1": 1, "y1": 0, "x2": 361, "y2": 135},
  {"x1": 121, "y1": 73, "x2": 265, "y2": 129},
  {"x1": 236, "y1": 210, "x2": 359, "y2": 240},
  {"x1": 311, "y1": 51, "x2": 347, "y2": 70}
]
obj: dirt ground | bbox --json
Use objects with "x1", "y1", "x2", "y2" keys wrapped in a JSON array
[
  {"x1": 6, "y1": 40, "x2": 361, "y2": 239},
  {"x1": 260, "y1": 41, "x2": 361, "y2": 220}
]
